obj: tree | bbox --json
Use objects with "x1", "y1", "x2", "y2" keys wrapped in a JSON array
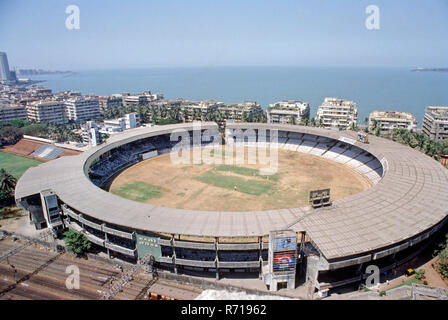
[
  {"x1": 435, "y1": 234, "x2": 448, "y2": 279},
  {"x1": 288, "y1": 116, "x2": 296, "y2": 125},
  {"x1": 0, "y1": 126, "x2": 23, "y2": 145},
  {"x1": 63, "y1": 230, "x2": 92, "y2": 255},
  {"x1": 0, "y1": 169, "x2": 17, "y2": 203}
]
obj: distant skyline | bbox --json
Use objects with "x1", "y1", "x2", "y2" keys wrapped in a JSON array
[{"x1": 1, "y1": 0, "x2": 448, "y2": 70}]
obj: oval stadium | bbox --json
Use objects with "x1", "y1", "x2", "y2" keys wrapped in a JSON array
[{"x1": 14, "y1": 122, "x2": 448, "y2": 293}]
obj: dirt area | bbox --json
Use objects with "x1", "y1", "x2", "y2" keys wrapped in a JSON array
[
  {"x1": 1, "y1": 138, "x2": 81, "y2": 161},
  {"x1": 1, "y1": 139, "x2": 46, "y2": 161},
  {"x1": 110, "y1": 147, "x2": 372, "y2": 211}
]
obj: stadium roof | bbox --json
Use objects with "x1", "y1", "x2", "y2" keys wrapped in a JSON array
[{"x1": 15, "y1": 122, "x2": 448, "y2": 261}]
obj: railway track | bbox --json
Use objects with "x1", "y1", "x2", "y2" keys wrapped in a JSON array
[{"x1": 0, "y1": 239, "x2": 199, "y2": 300}]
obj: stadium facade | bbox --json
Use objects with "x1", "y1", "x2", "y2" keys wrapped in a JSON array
[{"x1": 15, "y1": 122, "x2": 448, "y2": 292}]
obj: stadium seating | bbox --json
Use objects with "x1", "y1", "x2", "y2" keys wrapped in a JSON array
[{"x1": 31, "y1": 144, "x2": 65, "y2": 160}]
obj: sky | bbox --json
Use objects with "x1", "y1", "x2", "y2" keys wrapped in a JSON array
[{"x1": 0, "y1": 0, "x2": 447, "y2": 70}]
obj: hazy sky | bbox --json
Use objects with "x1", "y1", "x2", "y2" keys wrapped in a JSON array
[{"x1": 1, "y1": 0, "x2": 447, "y2": 69}]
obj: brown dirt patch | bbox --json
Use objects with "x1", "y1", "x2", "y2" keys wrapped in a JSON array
[{"x1": 109, "y1": 147, "x2": 372, "y2": 212}]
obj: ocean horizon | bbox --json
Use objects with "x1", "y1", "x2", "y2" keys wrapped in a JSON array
[{"x1": 27, "y1": 66, "x2": 448, "y2": 126}]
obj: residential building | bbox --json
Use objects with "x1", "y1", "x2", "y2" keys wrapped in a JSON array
[
  {"x1": 316, "y1": 97, "x2": 358, "y2": 129},
  {"x1": 181, "y1": 100, "x2": 221, "y2": 121},
  {"x1": 422, "y1": 106, "x2": 448, "y2": 142},
  {"x1": 369, "y1": 110, "x2": 417, "y2": 134},
  {"x1": 267, "y1": 100, "x2": 310, "y2": 124},
  {"x1": 124, "y1": 112, "x2": 140, "y2": 129},
  {"x1": 26, "y1": 100, "x2": 67, "y2": 124},
  {"x1": 65, "y1": 96, "x2": 101, "y2": 122},
  {"x1": 102, "y1": 118, "x2": 126, "y2": 133},
  {"x1": 81, "y1": 121, "x2": 102, "y2": 146},
  {"x1": 102, "y1": 113, "x2": 140, "y2": 133},
  {"x1": 218, "y1": 101, "x2": 264, "y2": 122},
  {"x1": 122, "y1": 91, "x2": 164, "y2": 107},
  {"x1": 0, "y1": 103, "x2": 27, "y2": 122},
  {"x1": 98, "y1": 95, "x2": 122, "y2": 111}
]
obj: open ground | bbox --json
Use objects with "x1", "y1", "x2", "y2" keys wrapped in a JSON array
[{"x1": 109, "y1": 147, "x2": 372, "y2": 211}]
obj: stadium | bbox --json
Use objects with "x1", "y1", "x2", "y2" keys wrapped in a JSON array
[{"x1": 14, "y1": 122, "x2": 448, "y2": 293}]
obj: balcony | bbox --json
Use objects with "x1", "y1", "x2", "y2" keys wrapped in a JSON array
[
  {"x1": 217, "y1": 243, "x2": 260, "y2": 250},
  {"x1": 173, "y1": 240, "x2": 216, "y2": 250},
  {"x1": 103, "y1": 225, "x2": 134, "y2": 240},
  {"x1": 79, "y1": 216, "x2": 103, "y2": 231},
  {"x1": 105, "y1": 241, "x2": 136, "y2": 257},
  {"x1": 217, "y1": 261, "x2": 260, "y2": 269},
  {"x1": 174, "y1": 258, "x2": 216, "y2": 268}
]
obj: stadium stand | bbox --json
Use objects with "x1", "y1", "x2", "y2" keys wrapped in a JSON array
[{"x1": 31, "y1": 144, "x2": 65, "y2": 160}]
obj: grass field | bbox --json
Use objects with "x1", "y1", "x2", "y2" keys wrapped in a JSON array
[
  {"x1": 110, "y1": 181, "x2": 164, "y2": 202},
  {"x1": 0, "y1": 151, "x2": 43, "y2": 178},
  {"x1": 195, "y1": 170, "x2": 275, "y2": 196},
  {"x1": 109, "y1": 147, "x2": 372, "y2": 211}
]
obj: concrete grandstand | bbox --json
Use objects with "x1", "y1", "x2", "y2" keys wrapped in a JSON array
[{"x1": 14, "y1": 122, "x2": 448, "y2": 292}]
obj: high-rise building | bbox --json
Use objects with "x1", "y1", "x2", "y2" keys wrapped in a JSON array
[
  {"x1": 0, "y1": 104, "x2": 27, "y2": 123},
  {"x1": 0, "y1": 52, "x2": 15, "y2": 83},
  {"x1": 316, "y1": 97, "x2": 358, "y2": 129},
  {"x1": 267, "y1": 100, "x2": 310, "y2": 124},
  {"x1": 369, "y1": 110, "x2": 417, "y2": 135},
  {"x1": 422, "y1": 106, "x2": 448, "y2": 142},
  {"x1": 124, "y1": 112, "x2": 140, "y2": 129},
  {"x1": 26, "y1": 100, "x2": 67, "y2": 124},
  {"x1": 65, "y1": 96, "x2": 101, "y2": 122},
  {"x1": 81, "y1": 121, "x2": 102, "y2": 146}
]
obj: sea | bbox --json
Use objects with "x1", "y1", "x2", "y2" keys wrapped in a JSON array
[{"x1": 27, "y1": 66, "x2": 448, "y2": 126}]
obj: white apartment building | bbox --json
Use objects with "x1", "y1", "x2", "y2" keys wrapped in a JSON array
[
  {"x1": 122, "y1": 91, "x2": 164, "y2": 107},
  {"x1": 124, "y1": 112, "x2": 140, "y2": 129},
  {"x1": 65, "y1": 96, "x2": 101, "y2": 123},
  {"x1": 0, "y1": 104, "x2": 26, "y2": 122},
  {"x1": 102, "y1": 113, "x2": 141, "y2": 133},
  {"x1": 267, "y1": 100, "x2": 310, "y2": 124},
  {"x1": 26, "y1": 100, "x2": 67, "y2": 124},
  {"x1": 98, "y1": 95, "x2": 122, "y2": 110},
  {"x1": 316, "y1": 97, "x2": 358, "y2": 129},
  {"x1": 369, "y1": 110, "x2": 417, "y2": 134},
  {"x1": 182, "y1": 100, "x2": 221, "y2": 121},
  {"x1": 218, "y1": 101, "x2": 264, "y2": 121},
  {"x1": 103, "y1": 118, "x2": 126, "y2": 133},
  {"x1": 422, "y1": 106, "x2": 448, "y2": 142},
  {"x1": 81, "y1": 121, "x2": 102, "y2": 146}
]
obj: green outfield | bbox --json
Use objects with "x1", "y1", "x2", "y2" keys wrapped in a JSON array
[
  {"x1": 195, "y1": 169, "x2": 275, "y2": 196},
  {"x1": 0, "y1": 151, "x2": 43, "y2": 178},
  {"x1": 110, "y1": 181, "x2": 164, "y2": 202}
]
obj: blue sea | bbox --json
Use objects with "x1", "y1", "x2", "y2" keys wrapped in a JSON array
[{"x1": 28, "y1": 66, "x2": 448, "y2": 126}]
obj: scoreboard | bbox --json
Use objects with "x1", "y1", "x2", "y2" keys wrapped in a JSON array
[
  {"x1": 136, "y1": 233, "x2": 162, "y2": 261},
  {"x1": 269, "y1": 230, "x2": 297, "y2": 274}
]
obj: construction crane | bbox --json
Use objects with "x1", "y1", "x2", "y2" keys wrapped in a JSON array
[{"x1": 101, "y1": 254, "x2": 155, "y2": 300}]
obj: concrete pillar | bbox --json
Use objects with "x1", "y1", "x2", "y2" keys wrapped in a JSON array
[
  {"x1": 171, "y1": 234, "x2": 178, "y2": 274},
  {"x1": 215, "y1": 237, "x2": 219, "y2": 280},
  {"x1": 269, "y1": 279, "x2": 278, "y2": 292}
]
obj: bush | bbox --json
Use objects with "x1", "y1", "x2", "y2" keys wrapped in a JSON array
[
  {"x1": 21, "y1": 123, "x2": 49, "y2": 137},
  {"x1": 415, "y1": 269, "x2": 426, "y2": 281},
  {"x1": 63, "y1": 230, "x2": 91, "y2": 255},
  {"x1": 379, "y1": 291, "x2": 386, "y2": 297},
  {"x1": 436, "y1": 243, "x2": 448, "y2": 278}
]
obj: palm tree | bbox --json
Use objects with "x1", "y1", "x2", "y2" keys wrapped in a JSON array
[{"x1": 0, "y1": 169, "x2": 17, "y2": 197}]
